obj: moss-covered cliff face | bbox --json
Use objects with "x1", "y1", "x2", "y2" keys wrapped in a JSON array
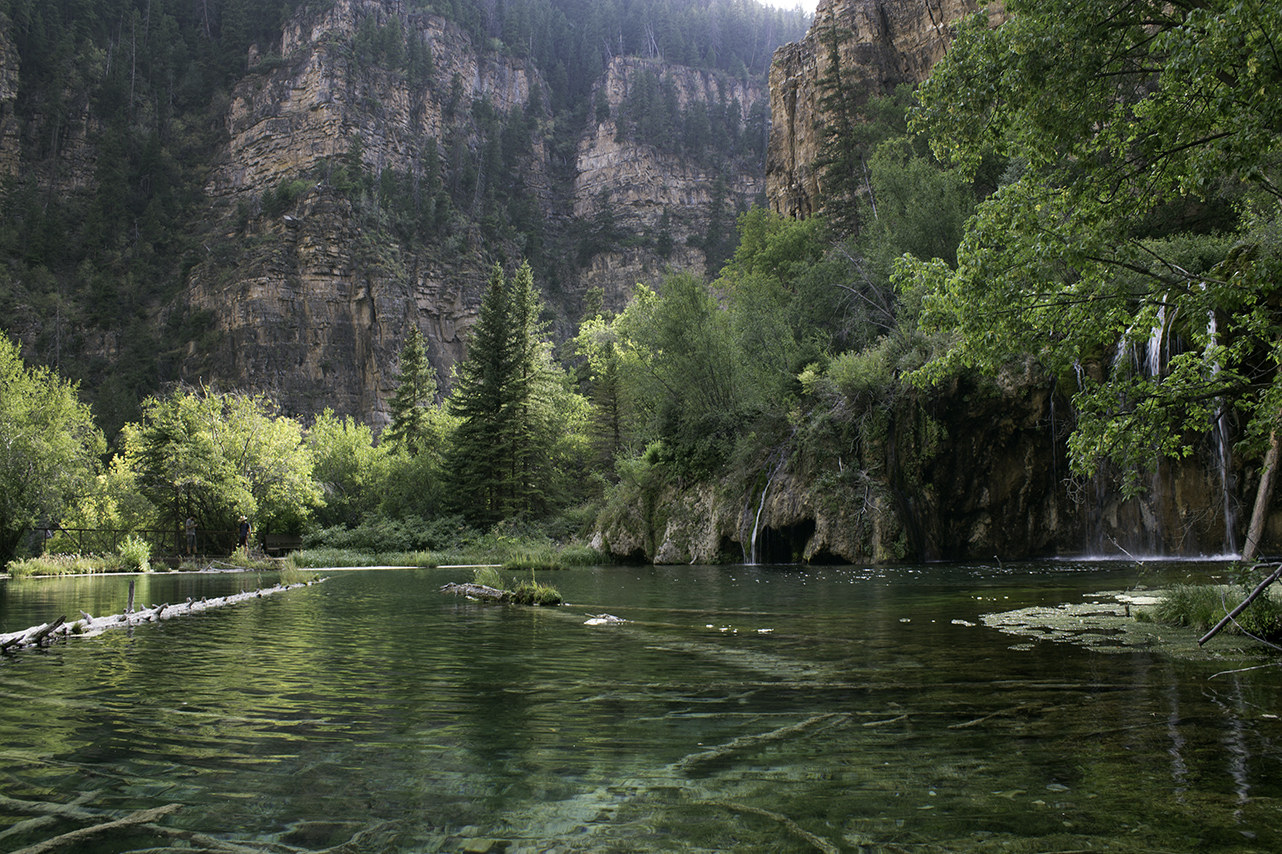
[{"x1": 592, "y1": 368, "x2": 1235, "y2": 563}]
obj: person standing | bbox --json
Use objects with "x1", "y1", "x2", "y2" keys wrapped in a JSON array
[
  {"x1": 237, "y1": 515, "x2": 251, "y2": 556},
  {"x1": 185, "y1": 516, "x2": 197, "y2": 555}
]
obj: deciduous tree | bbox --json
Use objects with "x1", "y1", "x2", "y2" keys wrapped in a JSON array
[
  {"x1": 0, "y1": 337, "x2": 105, "y2": 565},
  {"x1": 122, "y1": 387, "x2": 322, "y2": 543},
  {"x1": 902, "y1": 0, "x2": 1282, "y2": 554}
]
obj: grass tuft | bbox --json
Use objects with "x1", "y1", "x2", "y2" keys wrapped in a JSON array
[{"x1": 1151, "y1": 583, "x2": 1282, "y2": 640}]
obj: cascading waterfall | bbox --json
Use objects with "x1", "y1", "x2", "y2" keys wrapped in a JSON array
[
  {"x1": 1206, "y1": 310, "x2": 1240, "y2": 556},
  {"x1": 748, "y1": 464, "x2": 781, "y2": 566}
]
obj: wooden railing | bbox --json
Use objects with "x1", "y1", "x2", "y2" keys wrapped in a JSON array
[{"x1": 34, "y1": 527, "x2": 240, "y2": 558}]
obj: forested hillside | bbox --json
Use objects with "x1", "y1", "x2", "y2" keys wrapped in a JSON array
[{"x1": 0, "y1": 0, "x2": 808, "y2": 436}]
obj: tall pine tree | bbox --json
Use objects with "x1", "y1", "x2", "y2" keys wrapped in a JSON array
[
  {"x1": 448, "y1": 260, "x2": 562, "y2": 522},
  {"x1": 384, "y1": 327, "x2": 438, "y2": 456},
  {"x1": 449, "y1": 264, "x2": 522, "y2": 520}
]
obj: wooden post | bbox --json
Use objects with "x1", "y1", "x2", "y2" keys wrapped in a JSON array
[{"x1": 126, "y1": 579, "x2": 135, "y2": 615}]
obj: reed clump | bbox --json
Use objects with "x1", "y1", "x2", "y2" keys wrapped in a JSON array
[{"x1": 1148, "y1": 583, "x2": 1282, "y2": 640}]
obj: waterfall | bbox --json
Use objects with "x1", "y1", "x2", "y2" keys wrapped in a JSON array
[
  {"x1": 1214, "y1": 408, "x2": 1239, "y2": 556},
  {"x1": 1145, "y1": 303, "x2": 1167, "y2": 377},
  {"x1": 1207, "y1": 310, "x2": 1239, "y2": 556},
  {"x1": 748, "y1": 465, "x2": 780, "y2": 566}
]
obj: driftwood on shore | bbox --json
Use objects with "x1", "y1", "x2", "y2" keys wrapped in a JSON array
[{"x1": 0, "y1": 579, "x2": 324, "y2": 654}]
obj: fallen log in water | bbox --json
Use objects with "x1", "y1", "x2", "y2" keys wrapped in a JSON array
[
  {"x1": 0, "y1": 579, "x2": 324, "y2": 654},
  {"x1": 439, "y1": 582, "x2": 509, "y2": 602}
]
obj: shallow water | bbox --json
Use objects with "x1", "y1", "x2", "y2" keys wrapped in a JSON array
[{"x1": 1, "y1": 562, "x2": 1280, "y2": 853}]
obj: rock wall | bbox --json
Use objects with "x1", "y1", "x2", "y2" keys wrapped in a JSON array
[
  {"x1": 573, "y1": 57, "x2": 766, "y2": 308},
  {"x1": 766, "y1": 0, "x2": 1000, "y2": 218},
  {"x1": 207, "y1": 0, "x2": 542, "y2": 202},
  {"x1": 0, "y1": 18, "x2": 18, "y2": 179},
  {"x1": 181, "y1": 0, "x2": 767, "y2": 426},
  {"x1": 594, "y1": 368, "x2": 1238, "y2": 564}
]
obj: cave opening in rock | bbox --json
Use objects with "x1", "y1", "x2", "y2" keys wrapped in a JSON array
[{"x1": 755, "y1": 518, "x2": 817, "y2": 564}]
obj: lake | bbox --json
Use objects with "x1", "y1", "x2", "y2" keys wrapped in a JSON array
[{"x1": 1, "y1": 562, "x2": 1279, "y2": 853}]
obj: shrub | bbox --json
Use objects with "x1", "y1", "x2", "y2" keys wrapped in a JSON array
[
  {"x1": 6, "y1": 553, "x2": 106, "y2": 578},
  {"x1": 1152, "y1": 584, "x2": 1282, "y2": 640},
  {"x1": 117, "y1": 535, "x2": 151, "y2": 572}
]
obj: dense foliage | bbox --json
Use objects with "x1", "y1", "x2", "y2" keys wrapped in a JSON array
[
  {"x1": 902, "y1": 0, "x2": 1282, "y2": 519},
  {"x1": 0, "y1": 336, "x2": 104, "y2": 564}
]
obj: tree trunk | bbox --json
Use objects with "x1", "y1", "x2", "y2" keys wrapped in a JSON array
[
  {"x1": 1242, "y1": 430, "x2": 1281, "y2": 562},
  {"x1": 1199, "y1": 562, "x2": 1282, "y2": 646}
]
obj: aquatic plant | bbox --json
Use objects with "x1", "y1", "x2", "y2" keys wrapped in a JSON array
[
  {"x1": 468, "y1": 566, "x2": 562, "y2": 605},
  {"x1": 507, "y1": 577, "x2": 564, "y2": 606}
]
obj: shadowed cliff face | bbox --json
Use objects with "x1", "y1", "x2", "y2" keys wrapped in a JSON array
[
  {"x1": 766, "y1": 0, "x2": 999, "y2": 218},
  {"x1": 592, "y1": 369, "x2": 1236, "y2": 565}
]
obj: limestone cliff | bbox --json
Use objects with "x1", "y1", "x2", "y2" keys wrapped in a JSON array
[
  {"x1": 178, "y1": 0, "x2": 767, "y2": 427},
  {"x1": 766, "y1": 0, "x2": 1000, "y2": 217},
  {"x1": 573, "y1": 57, "x2": 767, "y2": 308}
]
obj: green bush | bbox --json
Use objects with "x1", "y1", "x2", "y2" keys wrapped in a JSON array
[
  {"x1": 118, "y1": 535, "x2": 152, "y2": 572},
  {"x1": 289, "y1": 547, "x2": 437, "y2": 568},
  {"x1": 307, "y1": 515, "x2": 479, "y2": 553},
  {"x1": 1152, "y1": 584, "x2": 1282, "y2": 640}
]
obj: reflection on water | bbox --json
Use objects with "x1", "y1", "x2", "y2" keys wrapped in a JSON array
[{"x1": 1, "y1": 563, "x2": 1280, "y2": 852}]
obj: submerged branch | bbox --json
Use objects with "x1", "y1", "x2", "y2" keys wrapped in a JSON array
[
  {"x1": 9, "y1": 804, "x2": 182, "y2": 854},
  {"x1": 700, "y1": 801, "x2": 840, "y2": 854},
  {"x1": 671, "y1": 712, "x2": 845, "y2": 775}
]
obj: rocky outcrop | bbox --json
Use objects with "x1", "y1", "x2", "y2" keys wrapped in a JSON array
[{"x1": 766, "y1": 0, "x2": 1001, "y2": 218}]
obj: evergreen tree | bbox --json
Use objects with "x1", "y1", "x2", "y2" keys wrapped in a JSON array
[
  {"x1": 384, "y1": 327, "x2": 439, "y2": 456},
  {"x1": 449, "y1": 264, "x2": 522, "y2": 521},
  {"x1": 449, "y1": 261, "x2": 565, "y2": 521}
]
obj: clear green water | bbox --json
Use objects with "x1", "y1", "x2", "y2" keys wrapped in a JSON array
[{"x1": 1, "y1": 562, "x2": 1280, "y2": 853}]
